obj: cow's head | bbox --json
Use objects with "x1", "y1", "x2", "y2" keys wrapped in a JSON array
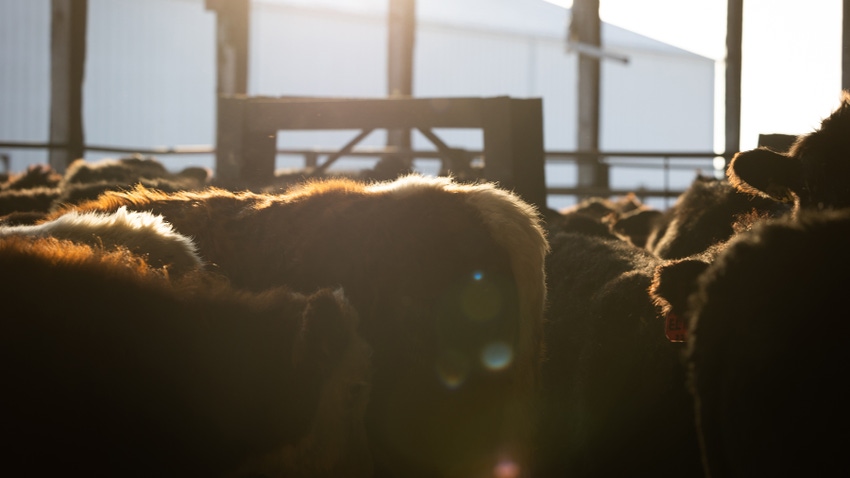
[{"x1": 728, "y1": 91, "x2": 850, "y2": 210}]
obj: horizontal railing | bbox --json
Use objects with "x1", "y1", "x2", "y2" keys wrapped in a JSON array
[{"x1": 0, "y1": 141, "x2": 725, "y2": 204}]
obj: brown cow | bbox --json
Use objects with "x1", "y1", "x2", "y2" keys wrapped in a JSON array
[
  {"x1": 0, "y1": 235, "x2": 372, "y2": 478},
  {"x1": 48, "y1": 173, "x2": 549, "y2": 478},
  {"x1": 0, "y1": 206, "x2": 202, "y2": 274}
]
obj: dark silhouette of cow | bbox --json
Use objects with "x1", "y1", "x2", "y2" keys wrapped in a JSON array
[
  {"x1": 47, "y1": 173, "x2": 549, "y2": 478},
  {"x1": 646, "y1": 174, "x2": 789, "y2": 259},
  {"x1": 652, "y1": 209, "x2": 850, "y2": 477},
  {"x1": 0, "y1": 235, "x2": 372, "y2": 478},
  {"x1": 536, "y1": 229, "x2": 704, "y2": 478},
  {"x1": 728, "y1": 90, "x2": 850, "y2": 211}
]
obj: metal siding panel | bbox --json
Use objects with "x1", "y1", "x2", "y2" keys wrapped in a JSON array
[
  {"x1": 0, "y1": 0, "x2": 51, "y2": 169},
  {"x1": 0, "y1": 0, "x2": 716, "y2": 184},
  {"x1": 84, "y1": 0, "x2": 215, "y2": 169}
]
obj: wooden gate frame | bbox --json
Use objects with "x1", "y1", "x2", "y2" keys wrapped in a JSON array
[{"x1": 215, "y1": 95, "x2": 548, "y2": 209}]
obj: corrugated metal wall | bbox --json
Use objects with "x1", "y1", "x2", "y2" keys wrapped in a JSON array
[
  {"x1": 0, "y1": 0, "x2": 51, "y2": 168},
  {"x1": 0, "y1": 0, "x2": 715, "y2": 208},
  {"x1": 85, "y1": 0, "x2": 215, "y2": 151}
]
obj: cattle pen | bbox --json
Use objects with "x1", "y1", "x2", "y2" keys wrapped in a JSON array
[
  {"x1": 1, "y1": 0, "x2": 735, "y2": 212},
  {"x1": 4, "y1": 1, "x2": 850, "y2": 477}
]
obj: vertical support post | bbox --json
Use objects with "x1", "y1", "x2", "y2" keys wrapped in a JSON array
[
  {"x1": 242, "y1": 125, "x2": 277, "y2": 186},
  {"x1": 481, "y1": 98, "x2": 547, "y2": 209},
  {"x1": 571, "y1": 0, "x2": 607, "y2": 193},
  {"x1": 49, "y1": 0, "x2": 87, "y2": 173},
  {"x1": 386, "y1": 0, "x2": 416, "y2": 165},
  {"x1": 206, "y1": 0, "x2": 249, "y2": 96},
  {"x1": 214, "y1": 96, "x2": 245, "y2": 187},
  {"x1": 206, "y1": 0, "x2": 250, "y2": 183},
  {"x1": 843, "y1": 0, "x2": 850, "y2": 91},
  {"x1": 215, "y1": 98, "x2": 276, "y2": 188},
  {"x1": 725, "y1": 0, "x2": 744, "y2": 165}
]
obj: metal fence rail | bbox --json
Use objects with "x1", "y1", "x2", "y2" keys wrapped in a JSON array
[{"x1": 0, "y1": 140, "x2": 724, "y2": 206}]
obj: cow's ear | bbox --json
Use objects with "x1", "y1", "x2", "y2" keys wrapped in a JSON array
[
  {"x1": 727, "y1": 148, "x2": 802, "y2": 203},
  {"x1": 292, "y1": 288, "x2": 355, "y2": 375},
  {"x1": 650, "y1": 258, "x2": 710, "y2": 318},
  {"x1": 610, "y1": 208, "x2": 663, "y2": 248}
]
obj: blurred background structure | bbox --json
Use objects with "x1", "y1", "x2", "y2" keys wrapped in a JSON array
[{"x1": 0, "y1": 0, "x2": 845, "y2": 209}]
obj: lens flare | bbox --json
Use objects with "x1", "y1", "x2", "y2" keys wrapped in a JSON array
[
  {"x1": 494, "y1": 459, "x2": 520, "y2": 478},
  {"x1": 461, "y1": 276, "x2": 502, "y2": 322},
  {"x1": 436, "y1": 349, "x2": 470, "y2": 389},
  {"x1": 481, "y1": 342, "x2": 513, "y2": 371}
]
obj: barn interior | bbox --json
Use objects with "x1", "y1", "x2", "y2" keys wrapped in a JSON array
[{"x1": 1, "y1": 1, "x2": 849, "y2": 477}]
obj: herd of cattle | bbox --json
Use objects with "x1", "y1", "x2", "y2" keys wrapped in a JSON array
[{"x1": 2, "y1": 91, "x2": 849, "y2": 477}]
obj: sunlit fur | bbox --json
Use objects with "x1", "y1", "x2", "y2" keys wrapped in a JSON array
[
  {"x1": 728, "y1": 90, "x2": 850, "y2": 211},
  {"x1": 2, "y1": 206, "x2": 201, "y2": 275},
  {"x1": 50, "y1": 173, "x2": 549, "y2": 478},
  {"x1": 645, "y1": 175, "x2": 790, "y2": 260},
  {"x1": 0, "y1": 235, "x2": 372, "y2": 477}
]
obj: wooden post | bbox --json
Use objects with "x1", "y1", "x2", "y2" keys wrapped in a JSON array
[
  {"x1": 843, "y1": 0, "x2": 850, "y2": 91},
  {"x1": 386, "y1": 0, "x2": 416, "y2": 164},
  {"x1": 570, "y1": 0, "x2": 607, "y2": 193},
  {"x1": 49, "y1": 0, "x2": 87, "y2": 173},
  {"x1": 205, "y1": 0, "x2": 249, "y2": 96},
  {"x1": 481, "y1": 98, "x2": 547, "y2": 208},
  {"x1": 725, "y1": 0, "x2": 743, "y2": 164},
  {"x1": 207, "y1": 0, "x2": 250, "y2": 185}
]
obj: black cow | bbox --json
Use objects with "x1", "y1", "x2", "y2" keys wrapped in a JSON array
[
  {"x1": 646, "y1": 174, "x2": 789, "y2": 259},
  {"x1": 728, "y1": 90, "x2": 850, "y2": 211},
  {"x1": 535, "y1": 230, "x2": 704, "y2": 478},
  {"x1": 653, "y1": 208, "x2": 850, "y2": 477}
]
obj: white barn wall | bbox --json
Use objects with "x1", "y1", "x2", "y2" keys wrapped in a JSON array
[
  {"x1": 599, "y1": 34, "x2": 717, "y2": 205},
  {"x1": 85, "y1": 0, "x2": 215, "y2": 160},
  {"x1": 251, "y1": 2, "x2": 389, "y2": 172},
  {"x1": 0, "y1": 0, "x2": 50, "y2": 169},
  {"x1": 0, "y1": 0, "x2": 715, "y2": 208}
]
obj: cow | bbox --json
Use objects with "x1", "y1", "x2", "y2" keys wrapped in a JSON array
[
  {"x1": 535, "y1": 229, "x2": 704, "y2": 478},
  {"x1": 610, "y1": 205, "x2": 664, "y2": 248},
  {"x1": 0, "y1": 155, "x2": 211, "y2": 225},
  {"x1": 652, "y1": 208, "x2": 850, "y2": 477},
  {"x1": 60, "y1": 154, "x2": 209, "y2": 188},
  {"x1": 0, "y1": 186, "x2": 59, "y2": 218},
  {"x1": 0, "y1": 163, "x2": 62, "y2": 191},
  {"x1": 728, "y1": 90, "x2": 850, "y2": 211},
  {"x1": 0, "y1": 235, "x2": 373, "y2": 478},
  {"x1": 645, "y1": 174, "x2": 789, "y2": 259},
  {"x1": 550, "y1": 193, "x2": 662, "y2": 247},
  {"x1": 46, "y1": 173, "x2": 550, "y2": 478},
  {"x1": 0, "y1": 206, "x2": 202, "y2": 275},
  {"x1": 53, "y1": 156, "x2": 211, "y2": 212},
  {"x1": 547, "y1": 193, "x2": 659, "y2": 245}
]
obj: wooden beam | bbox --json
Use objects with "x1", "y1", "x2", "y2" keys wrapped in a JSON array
[
  {"x1": 386, "y1": 0, "x2": 416, "y2": 155},
  {"x1": 725, "y1": 0, "x2": 743, "y2": 162},
  {"x1": 387, "y1": 0, "x2": 415, "y2": 99},
  {"x1": 205, "y1": 0, "x2": 249, "y2": 95},
  {"x1": 481, "y1": 97, "x2": 548, "y2": 208},
  {"x1": 843, "y1": 0, "x2": 850, "y2": 91},
  {"x1": 215, "y1": 96, "x2": 548, "y2": 208},
  {"x1": 49, "y1": 0, "x2": 87, "y2": 173},
  {"x1": 570, "y1": 0, "x2": 608, "y2": 192},
  {"x1": 206, "y1": 0, "x2": 250, "y2": 185}
]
